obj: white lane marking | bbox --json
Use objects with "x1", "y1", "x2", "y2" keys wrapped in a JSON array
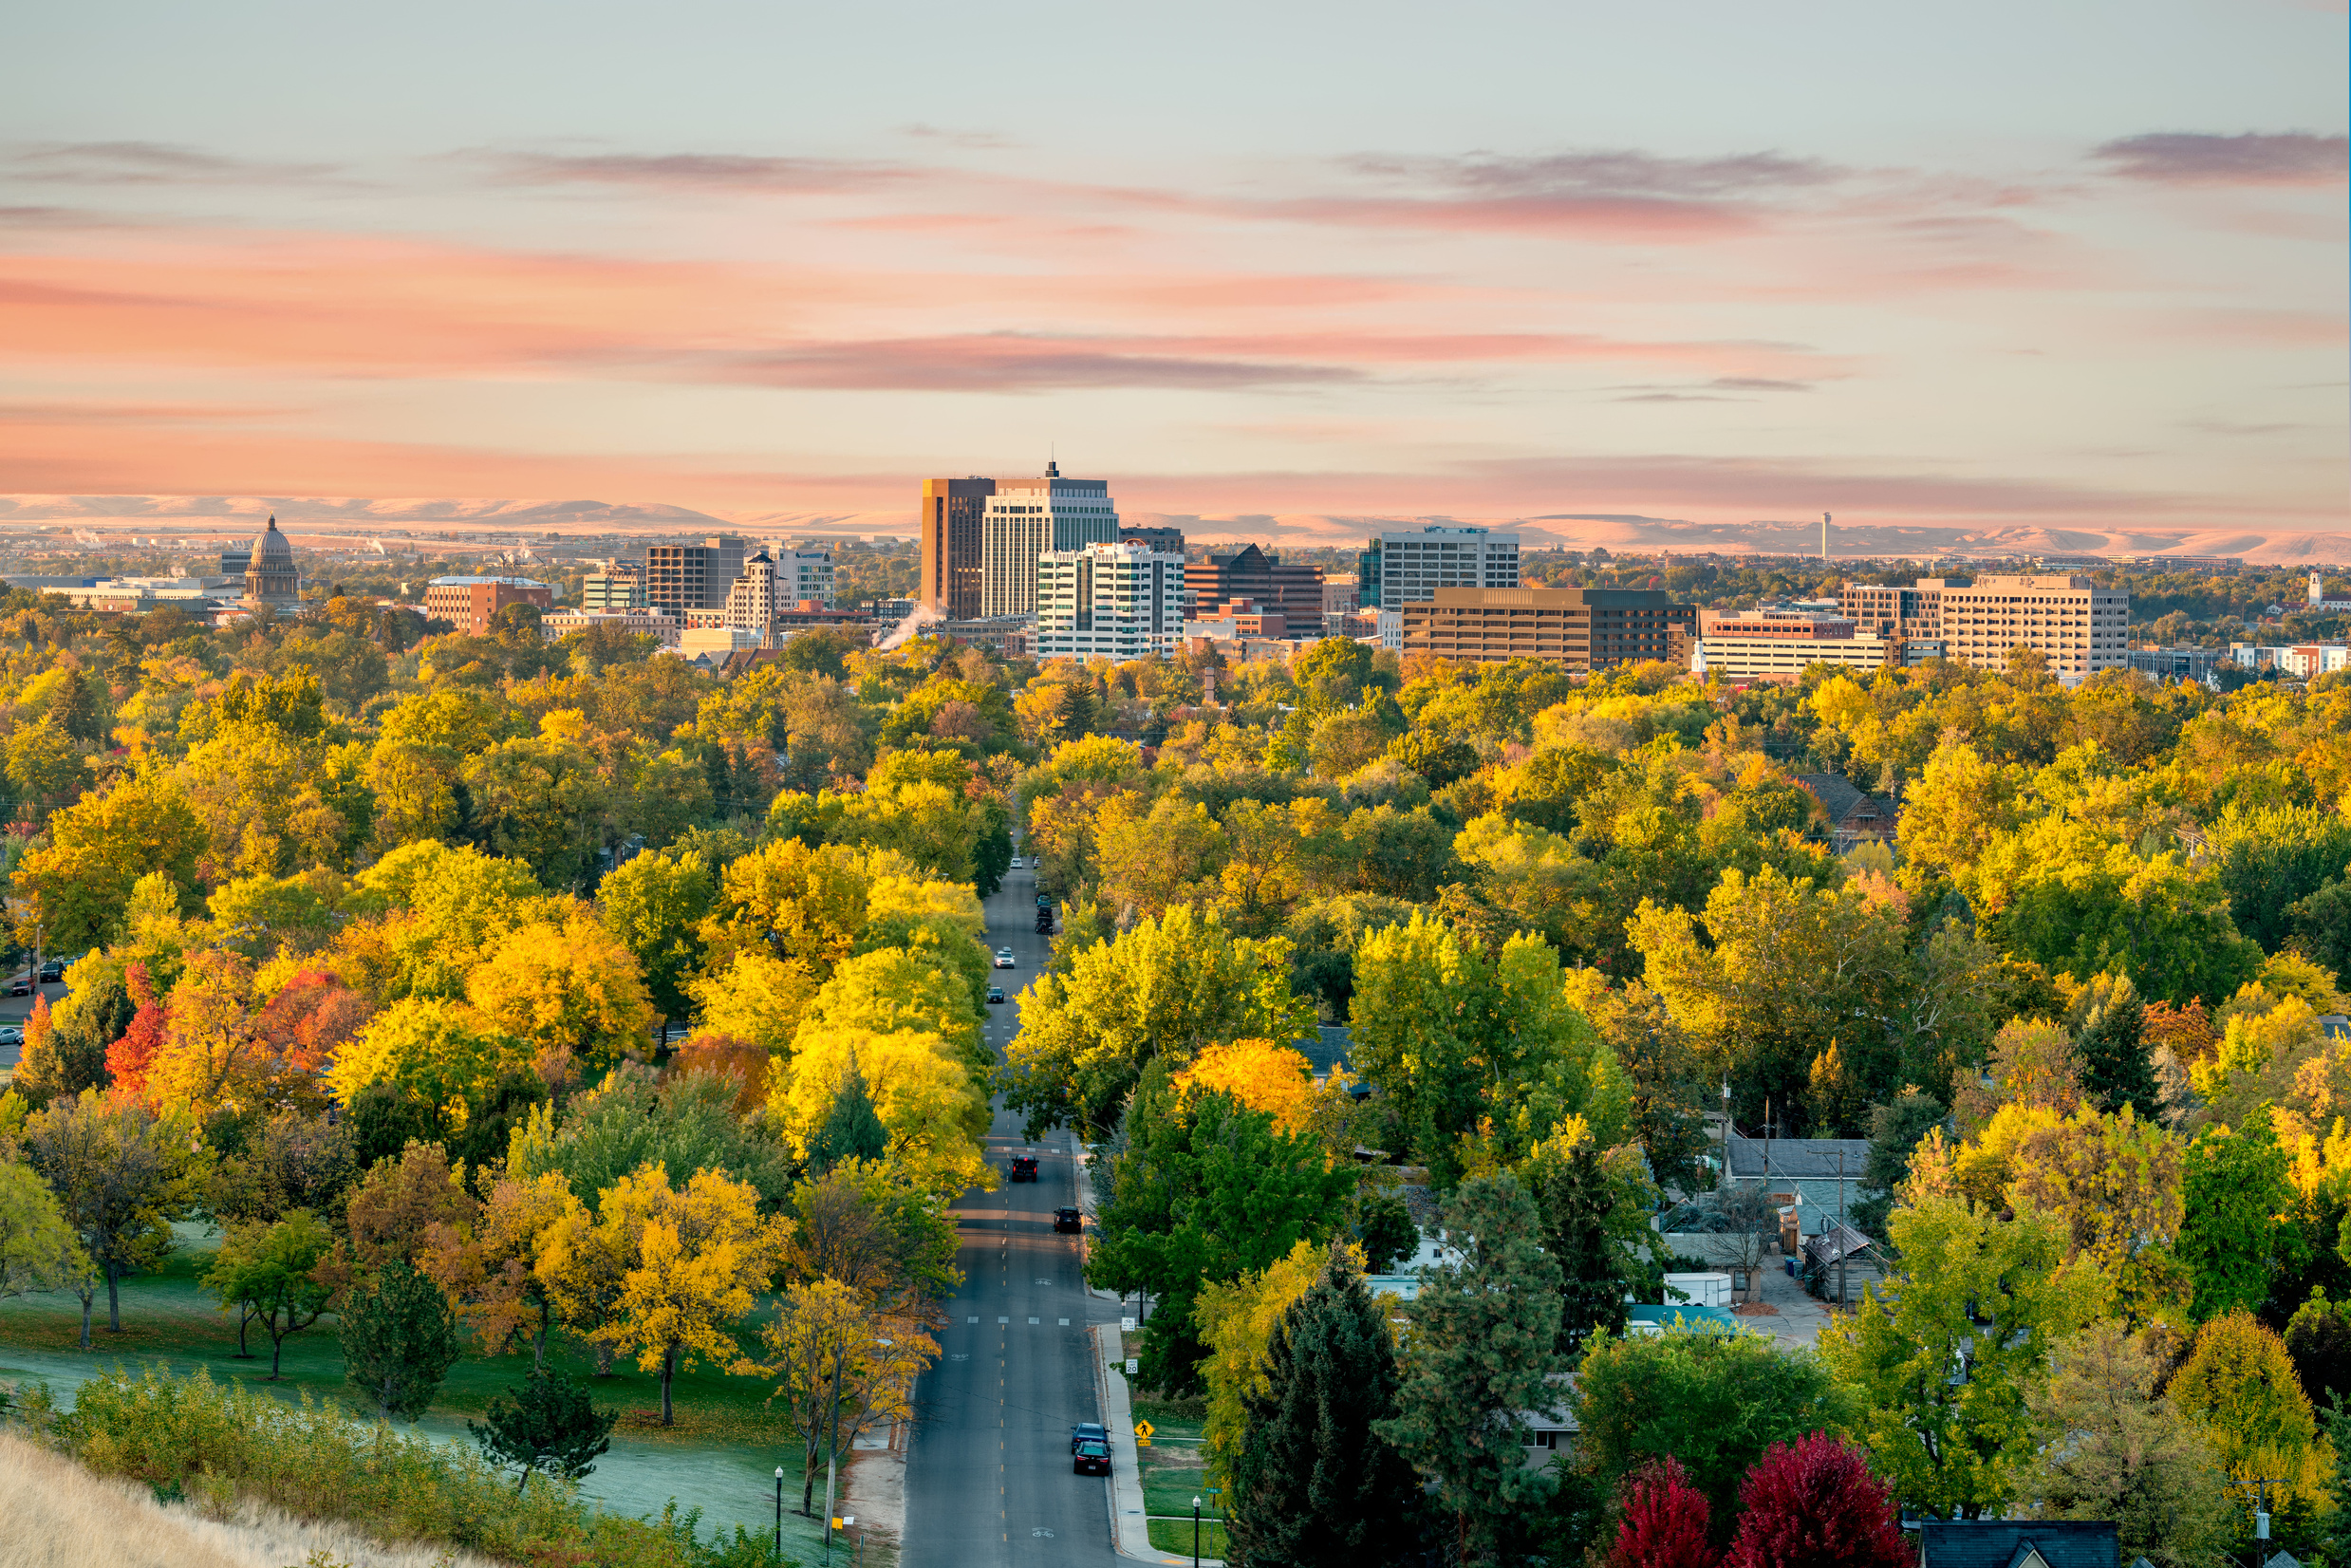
[
  {"x1": 1059, "y1": 1317, "x2": 1070, "y2": 1325},
  {"x1": 968, "y1": 1316, "x2": 979, "y2": 1323}
]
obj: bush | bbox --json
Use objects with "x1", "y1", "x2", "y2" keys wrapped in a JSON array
[{"x1": 47, "y1": 1365, "x2": 765, "y2": 1567}]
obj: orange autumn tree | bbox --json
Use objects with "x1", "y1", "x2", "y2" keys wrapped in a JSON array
[
  {"x1": 1174, "y1": 1038, "x2": 1322, "y2": 1135},
  {"x1": 103, "y1": 963, "x2": 167, "y2": 1096}
]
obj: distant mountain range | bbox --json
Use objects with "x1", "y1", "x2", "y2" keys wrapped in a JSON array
[{"x1": 2, "y1": 495, "x2": 2342, "y2": 564}]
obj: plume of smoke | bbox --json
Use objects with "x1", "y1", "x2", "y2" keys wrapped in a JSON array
[{"x1": 875, "y1": 603, "x2": 943, "y2": 652}]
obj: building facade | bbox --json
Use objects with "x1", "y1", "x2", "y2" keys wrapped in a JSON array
[
  {"x1": 539, "y1": 607, "x2": 679, "y2": 646},
  {"x1": 1359, "y1": 526, "x2": 1520, "y2": 612},
  {"x1": 580, "y1": 561, "x2": 646, "y2": 610},
  {"x1": 423, "y1": 575, "x2": 553, "y2": 636},
  {"x1": 1400, "y1": 586, "x2": 1694, "y2": 667},
  {"x1": 644, "y1": 535, "x2": 747, "y2": 619},
  {"x1": 920, "y1": 476, "x2": 995, "y2": 620},
  {"x1": 1185, "y1": 545, "x2": 1324, "y2": 626},
  {"x1": 1119, "y1": 525, "x2": 1185, "y2": 555},
  {"x1": 242, "y1": 515, "x2": 303, "y2": 611},
  {"x1": 719, "y1": 551, "x2": 786, "y2": 646},
  {"x1": 1033, "y1": 543, "x2": 1185, "y2": 662},
  {"x1": 979, "y1": 463, "x2": 1119, "y2": 619},
  {"x1": 781, "y1": 550, "x2": 835, "y2": 607},
  {"x1": 1931, "y1": 573, "x2": 2129, "y2": 681},
  {"x1": 1836, "y1": 581, "x2": 1943, "y2": 640}
]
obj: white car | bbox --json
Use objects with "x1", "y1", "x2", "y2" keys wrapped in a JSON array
[{"x1": 995, "y1": 948, "x2": 1017, "y2": 969}]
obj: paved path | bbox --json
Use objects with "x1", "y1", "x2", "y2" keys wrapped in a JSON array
[{"x1": 900, "y1": 861, "x2": 1130, "y2": 1568}]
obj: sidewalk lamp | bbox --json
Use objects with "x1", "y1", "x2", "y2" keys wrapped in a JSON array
[
  {"x1": 774, "y1": 1467, "x2": 784, "y2": 1562},
  {"x1": 1192, "y1": 1494, "x2": 1203, "y2": 1568}
]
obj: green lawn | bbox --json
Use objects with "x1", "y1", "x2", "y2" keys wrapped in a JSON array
[
  {"x1": 1147, "y1": 1516, "x2": 1229, "y2": 1559},
  {"x1": 0, "y1": 1227, "x2": 869, "y2": 1562}
]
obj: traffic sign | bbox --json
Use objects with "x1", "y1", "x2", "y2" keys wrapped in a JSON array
[{"x1": 1134, "y1": 1420, "x2": 1154, "y2": 1447}]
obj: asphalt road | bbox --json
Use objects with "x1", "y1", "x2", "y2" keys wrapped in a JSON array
[{"x1": 900, "y1": 858, "x2": 1123, "y2": 1568}]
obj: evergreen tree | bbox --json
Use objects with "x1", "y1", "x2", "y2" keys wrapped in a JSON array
[
  {"x1": 1378, "y1": 1172, "x2": 1565, "y2": 1565},
  {"x1": 48, "y1": 963, "x2": 136, "y2": 1097},
  {"x1": 703, "y1": 742, "x2": 733, "y2": 818},
  {"x1": 340, "y1": 1256, "x2": 460, "y2": 1422},
  {"x1": 1227, "y1": 1250, "x2": 1421, "y2": 1568},
  {"x1": 47, "y1": 668, "x2": 103, "y2": 743},
  {"x1": 1524, "y1": 1138, "x2": 1630, "y2": 1355},
  {"x1": 2071, "y1": 971, "x2": 2158, "y2": 1120},
  {"x1": 810, "y1": 1065, "x2": 888, "y2": 1172},
  {"x1": 730, "y1": 743, "x2": 760, "y2": 816},
  {"x1": 470, "y1": 1367, "x2": 617, "y2": 1491},
  {"x1": 2287, "y1": 1292, "x2": 2351, "y2": 1414}
]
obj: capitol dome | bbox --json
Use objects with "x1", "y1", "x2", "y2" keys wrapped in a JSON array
[{"x1": 242, "y1": 514, "x2": 302, "y2": 610}]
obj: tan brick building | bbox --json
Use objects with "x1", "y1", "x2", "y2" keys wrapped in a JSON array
[
  {"x1": 423, "y1": 575, "x2": 553, "y2": 636},
  {"x1": 1401, "y1": 586, "x2": 1695, "y2": 667}
]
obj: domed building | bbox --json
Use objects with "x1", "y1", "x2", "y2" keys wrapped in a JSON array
[{"x1": 241, "y1": 514, "x2": 302, "y2": 611}]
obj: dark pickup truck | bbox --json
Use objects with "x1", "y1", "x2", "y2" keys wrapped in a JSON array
[{"x1": 1009, "y1": 1154, "x2": 1039, "y2": 1183}]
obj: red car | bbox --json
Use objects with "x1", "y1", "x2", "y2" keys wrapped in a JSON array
[
  {"x1": 1073, "y1": 1439, "x2": 1111, "y2": 1476},
  {"x1": 1010, "y1": 1155, "x2": 1038, "y2": 1183}
]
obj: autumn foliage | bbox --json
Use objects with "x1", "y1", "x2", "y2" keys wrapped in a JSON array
[
  {"x1": 1607, "y1": 1457, "x2": 1718, "y2": 1568},
  {"x1": 1722, "y1": 1433, "x2": 1910, "y2": 1568}
]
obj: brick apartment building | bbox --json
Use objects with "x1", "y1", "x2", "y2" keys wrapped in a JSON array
[{"x1": 423, "y1": 575, "x2": 553, "y2": 636}]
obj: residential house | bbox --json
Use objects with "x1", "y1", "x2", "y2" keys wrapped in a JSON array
[
  {"x1": 1919, "y1": 1520, "x2": 2118, "y2": 1568},
  {"x1": 1795, "y1": 774, "x2": 1900, "y2": 850}
]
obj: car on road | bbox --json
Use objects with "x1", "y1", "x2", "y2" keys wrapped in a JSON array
[
  {"x1": 37, "y1": 960, "x2": 63, "y2": 983},
  {"x1": 0, "y1": 1025, "x2": 21, "y2": 1049},
  {"x1": 1010, "y1": 1155, "x2": 1039, "y2": 1183},
  {"x1": 1036, "y1": 893, "x2": 1052, "y2": 908},
  {"x1": 5, "y1": 976, "x2": 28, "y2": 998},
  {"x1": 1073, "y1": 1439, "x2": 1111, "y2": 1476},
  {"x1": 1070, "y1": 1422, "x2": 1108, "y2": 1454},
  {"x1": 995, "y1": 948, "x2": 1017, "y2": 968},
  {"x1": 987, "y1": 984, "x2": 1005, "y2": 1004},
  {"x1": 1054, "y1": 1206, "x2": 1083, "y2": 1234}
]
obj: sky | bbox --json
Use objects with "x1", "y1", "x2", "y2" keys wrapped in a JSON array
[{"x1": 2, "y1": 1, "x2": 2345, "y2": 544}]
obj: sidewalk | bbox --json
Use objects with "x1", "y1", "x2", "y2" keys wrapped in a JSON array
[{"x1": 1092, "y1": 1324, "x2": 1219, "y2": 1566}]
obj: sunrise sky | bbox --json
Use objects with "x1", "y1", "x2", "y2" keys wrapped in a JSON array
[{"x1": 5, "y1": 1, "x2": 2345, "y2": 542}]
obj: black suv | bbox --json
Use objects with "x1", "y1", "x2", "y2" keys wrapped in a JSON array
[
  {"x1": 1054, "y1": 1206, "x2": 1082, "y2": 1234},
  {"x1": 1010, "y1": 1155, "x2": 1039, "y2": 1183}
]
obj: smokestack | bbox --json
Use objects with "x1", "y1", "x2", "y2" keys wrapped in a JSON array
[{"x1": 1821, "y1": 512, "x2": 1831, "y2": 562}]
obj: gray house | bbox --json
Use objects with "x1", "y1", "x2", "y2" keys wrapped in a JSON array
[{"x1": 1919, "y1": 1521, "x2": 2118, "y2": 1568}]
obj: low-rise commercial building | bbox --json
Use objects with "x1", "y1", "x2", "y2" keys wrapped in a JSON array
[
  {"x1": 2232, "y1": 642, "x2": 2351, "y2": 678},
  {"x1": 423, "y1": 575, "x2": 553, "y2": 636},
  {"x1": 579, "y1": 561, "x2": 646, "y2": 610},
  {"x1": 1400, "y1": 586, "x2": 1694, "y2": 668},
  {"x1": 2124, "y1": 645, "x2": 2223, "y2": 683},
  {"x1": 540, "y1": 607, "x2": 679, "y2": 646}
]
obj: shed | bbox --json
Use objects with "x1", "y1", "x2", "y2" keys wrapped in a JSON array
[{"x1": 1918, "y1": 1520, "x2": 2118, "y2": 1568}]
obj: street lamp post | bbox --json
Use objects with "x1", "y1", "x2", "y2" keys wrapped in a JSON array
[
  {"x1": 774, "y1": 1466, "x2": 784, "y2": 1563},
  {"x1": 1192, "y1": 1494, "x2": 1203, "y2": 1568}
]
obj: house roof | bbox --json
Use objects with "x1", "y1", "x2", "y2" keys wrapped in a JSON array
[
  {"x1": 1293, "y1": 1025, "x2": 1353, "y2": 1077},
  {"x1": 1726, "y1": 1135, "x2": 1871, "y2": 1180},
  {"x1": 1919, "y1": 1521, "x2": 2118, "y2": 1568},
  {"x1": 1795, "y1": 772, "x2": 1866, "y2": 822}
]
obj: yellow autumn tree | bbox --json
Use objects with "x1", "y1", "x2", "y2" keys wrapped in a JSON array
[
  {"x1": 1175, "y1": 1038, "x2": 1321, "y2": 1136},
  {"x1": 1198, "y1": 1239, "x2": 1354, "y2": 1483},
  {"x1": 798, "y1": 947, "x2": 985, "y2": 1071},
  {"x1": 326, "y1": 997, "x2": 534, "y2": 1118},
  {"x1": 560, "y1": 1163, "x2": 791, "y2": 1425},
  {"x1": 760, "y1": 1276, "x2": 938, "y2": 1518},
  {"x1": 685, "y1": 951, "x2": 820, "y2": 1057},
  {"x1": 420, "y1": 1170, "x2": 584, "y2": 1367},
  {"x1": 148, "y1": 949, "x2": 278, "y2": 1114},
  {"x1": 465, "y1": 914, "x2": 656, "y2": 1074},
  {"x1": 773, "y1": 1027, "x2": 992, "y2": 1198}
]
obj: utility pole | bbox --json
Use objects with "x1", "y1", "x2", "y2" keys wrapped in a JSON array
[
  {"x1": 822, "y1": 1336, "x2": 844, "y2": 1563},
  {"x1": 1838, "y1": 1149, "x2": 1848, "y2": 1307}
]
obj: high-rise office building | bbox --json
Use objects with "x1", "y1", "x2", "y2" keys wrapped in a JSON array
[
  {"x1": 645, "y1": 536, "x2": 747, "y2": 618},
  {"x1": 1401, "y1": 586, "x2": 1694, "y2": 668},
  {"x1": 1928, "y1": 574, "x2": 2129, "y2": 681},
  {"x1": 1185, "y1": 545, "x2": 1324, "y2": 625},
  {"x1": 920, "y1": 477, "x2": 995, "y2": 620},
  {"x1": 980, "y1": 462, "x2": 1119, "y2": 619},
  {"x1": 1360, "y1": 526, "x2": 1520, "y2": 611},
  {"x1": 781, "y1": 550, "x2": 835, "y2": 607},
  {"x1": 581, "y1": 560, "x2": 646, "y2": 610},
  {"x1": 1033, "y1": 543, "x2": 1185, "y2": 661}
]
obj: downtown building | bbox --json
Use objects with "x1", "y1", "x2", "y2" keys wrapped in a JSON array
[
  {"x1": 919, "y1": 476, "x2": 995, "y2": 620},
  {"x1": 1359, "y1": 525, "x2": 1521, "y2": 649},
  {"x1": 1185, "y1": 545, "x2": 1323, "y2": 628},
  {"x1": 1400, "y1": 586, "x2": 1694, "y2": 668},
  {"x1": 979, "y1": 462, "x2": 1122, "y2": 618},
  {"x1": 1836, "y1": 574, "x2": 2130, "y2": 683},
  {"x1": 1033, "y1": 542, "x2": 1185, "y2": 662},
  {"x1": 645, "y1": 536, "x2": 747, "y2": 620}
]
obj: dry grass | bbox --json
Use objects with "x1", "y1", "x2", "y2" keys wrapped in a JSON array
[{"x1": 0, "y1": 1430, "x2": 507, "y2": 1568}]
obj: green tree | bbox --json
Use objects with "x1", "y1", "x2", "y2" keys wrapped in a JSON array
[
  {"x1": 23, "y1": 1092, "x2": 200, "y2": 1342},
  {"x1": 1002, "y1": 904, "x2": 1314, "y2": 1137},
  {"x1": 203, "y1": 1210, "x2": 334, "y2": 1378},
  {"x1": 1227, "y1": 1249, "x2": 1421, "y2": 1568},
  {"x1": 2176, "y1": 1112, "x2": 2294, "y2": 1323},
  {"x1": 595, "y1": 848, "x2": 717, "y2": 1023},
  {"x1": 2207, "y1": 801, "x2": 2351, "y2": 953},
  {"x1": 1571, "y1": 1325, "x2": 1856, "y2": 1537},
  {"x1": 809, "y1": 1066, "x2": 889, "y2": 1172},
  {"x1": 1378, "y1": 1172, "x2": 1565, "y2": 1565},
  {"x1": 469, "y1": 1367, "x2": 617, "y2": 1492},
  {"x1": 2171, "y1": 1310, "x2": 2332, "y2": 1528},
  {"x1": 0, "y1": 1160, "x2": 88, "y2": 1302},
  {"x1": 1849, "y1": 1091, "x2": 1946, "y2": 1242},
  {"x1": 2020, "y1": 1321, "x2": 2234, "y2": 1568},
  {"x1": 1817, "y1": 1196, "x2": 2106, "y2": 1518},
  {"x1": 340, "y1": 1255, "x2": 461, "y2": 1422},
  {"x1": 1087, "y1": 1072, "x2": 1355, "y2": 1392},
  {"x1": 10, "y1": 773, "x2": 205, "y2": 953},
  {"x1": 46, "y1": 667, "x2": 105, "y2": 743},
  {"x1": 508, "y1": 1068, "x2": 796, "y2": 1214},
  {"x1": 2068, "y1": 970, "x2": 2158, "y2": 1121},
  {"x1": 1523, "y1": 1134, "x2": 1637, "y2": 1354},
  {"x1": 2286, "y1": 1291, "x2": 2351, "y2": 1414},
  {"x1": 6, "y1": 716, "x2": 84, "y2": 812}
]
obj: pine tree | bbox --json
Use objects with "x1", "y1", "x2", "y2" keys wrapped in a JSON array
[
  {"x1": 810, "y1": 1065, "x2": 888, "y2": 1172},
  {"x1": 1377, "y1": 1172, "x2": 1565, "y2": 1565},
  {"x1": 47, "y1": 668, "x2": 103, "y2": 743},
  {"x1": 1606, "y1": 1458, "x2": 1717, "y2": 1568},
  {"x1": 1723, "y1": 1433, "x2": 1909, "y2": 1568},
  {"x1": 470, "y1": 1367, "x2": 617, "y2": 1491},
  {"x1": 1525, "y1": 1138, "x2": 1630, "y2": 1354},
  {"x1": 1227, "y1": 1250, "x2": 1421, "y2": 1568},
  {"x1": 340, "y1": 1257, "x2": 460, "y2": 1422},
  {"x1": 703, "y1": 742, "x2": 733, "y2": 818},
  {"x1": 2071, "y1": 971, "x2": 2158, "y2": 1120}
]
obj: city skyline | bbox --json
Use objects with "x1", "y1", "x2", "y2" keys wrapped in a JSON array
[{"x1": 3, "y1": 1, "x2": 2344, "y2": 549}]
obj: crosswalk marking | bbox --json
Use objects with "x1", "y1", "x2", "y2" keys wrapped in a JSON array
[{"x1": 968, "y1": 1316, "x2": 979, "y2": 1323}]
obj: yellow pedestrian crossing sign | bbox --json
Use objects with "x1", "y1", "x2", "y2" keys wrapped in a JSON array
[{"x1": 1134, "y1": 1420, "x2": 1154, "y2": 1447}]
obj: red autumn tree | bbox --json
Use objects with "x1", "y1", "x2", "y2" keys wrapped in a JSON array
[
  {"x1": 103, "y1": 961, "x2": 168, "y2": 1096},
  {"x1": 1724, "y1": 1432, "x2": 1909, "y2": 1568},
  {"x1": 1608, "y1": 1457, "x2": 1720, "y2": 1568},
  {"x1": 253, "y1": 968, "x2": 374, "y2": 1078},
  {"x1": 663, "y1": 1030, "x2": 769, "y2": 1115}
]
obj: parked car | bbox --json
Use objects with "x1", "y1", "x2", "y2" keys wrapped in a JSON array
[
  {"x1": 995, "y1": 948, "x2": 1017, "y2": 969},
  {"x1": 37, "y1": 960, "x2": 63, "y2": 982},
  {"x1": 1054, "y1": 1206, "x2": 1083, "y2": 1234},
  {"x1": 1010, "y1": 1155, "x2": 1039, "y2": 1183},
  {"x1": 987, "y1": 984, "x2": 1005, "y2": 1004},
  {"x1": 1036, "y1": 894, "x2": 1052, "y2": 909},
  {"x1": 0, "y1": 1025, "x2": 21, "y2": 1049},
  {"x1": 1070, "y1": 1422, "x2": 1108, "y2": 1454},
  {"x1": 1073, "y1": 1438, "x2": 1111, "y2": 1476},
  {"x1": 6, "y1": 976, "x2": 28, "y2": 998}
]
